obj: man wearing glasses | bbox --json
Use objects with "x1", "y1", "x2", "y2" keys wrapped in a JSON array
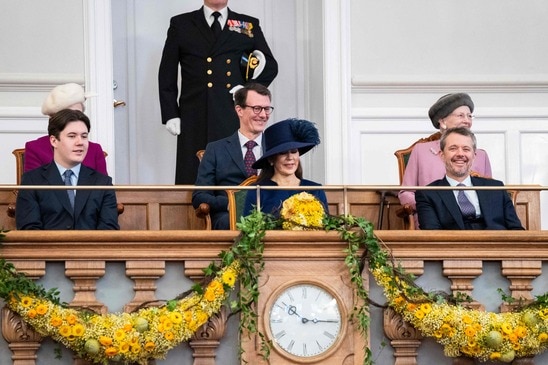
[{"x1": 193, "y1": 83, "x2": 273, "y2": 229}]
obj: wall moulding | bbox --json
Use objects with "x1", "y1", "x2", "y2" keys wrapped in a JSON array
[
  {"x1": 351, "y1": 74, "x2": 548, "y2": 93},
  {"x1": 0, "y1": 73, "x2": 85, "y2": 92}
]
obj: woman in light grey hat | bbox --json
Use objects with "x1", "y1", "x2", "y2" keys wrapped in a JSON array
[
  {"x1": 24, "y1": 83, "x2": 108, "y2": 175},
  {"x1": 398, "y1": 93, "x2": 492, "y2": 226}
]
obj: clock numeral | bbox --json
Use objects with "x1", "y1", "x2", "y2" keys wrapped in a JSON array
[
  {"x1": 316, "y1": 340, "x2": 324, "y2": 351},
  {"x1": 287, "y1": 340, "x2": 295, "y2": 351},
  {"x1": 287, "y1": 291, "x2": 294, "y2": 302},
  {"x1": 302, "y1": 286, "x2": 307, "y2": 299},
  {"x1": 270, "y1": 318, "x2": 283, "y2": 323},
  {"x1": 274, "y1": 330, "x2": 286, "y2": 340},
  {"x1": 323, "y1": 330, "x2": 336, "y2": 340},
  {"x1": 302, "y1": 343, "x2": 308, "y2": 356}
]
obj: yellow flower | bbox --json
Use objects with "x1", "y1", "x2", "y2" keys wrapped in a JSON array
[
  {"x1": 164, "y1": 331, "x2": 174, "y2": 341},
  {"x1": 464, "y1": 326, "x2": 476, "y2": 337},
  {"x1": 114, "y1": 329, "x2": 126, "y2": 341},
  {"x1": 35, "y1": 304, "x2": 48, "y2": 315},
  {"x1": 539, "y1": 332, "x2": 548, "y2": 342},
  {"x1": 222, "y1": 269, "x2": 236, "y2": 286},
  {"x1": 20, "y1": 296, "x2": 33, "y2": 307},
  {"x1": 462, "y1": 314, "x2": 473, "y2": 324},
  {"x1": 490, "y1": 352, "x2": 501, "y2": 360},
  {"x1": 50, "y1": 316, "x2": 63, "y2": 327},
  {"x1": 204, "y1": 288, "x2": 216, "y2": 302},
  {"x1": 123, "y1": 323, "x2": 133, "y2": 332},
  {"x1": 419, "y1": 303, "x2": 432, "y2": 314},
  {"x1": 144, "y1": 341, "x2": 155, "y2": 351},
  {"x1": 27, "y1": 309, "x2": 37, "y2": 318},
  {"x1": 169, "y1": 312, "x2": 183, "y2": 324},
  {"x1": 514, "y1": 326, "x2": 527, "y2": 338},
  {"x1": 99, "y1": 336, "x2": 113, "y2": 346},
  {"x1": 119, "y1": 342, "x2": 130, "y2": 354},
  {"x1": 66, "y1": 314, "x2": 78, "y2": 325},
  {"x1": 414, "y1": 310, "x2": 425, "y2": 320},
  {"x1": 72, "y1": 324, "x2": 85, "y2": 337},
  {"x1": 501, "y1": 322, "x2": 513, "y2": 335},
  {"x1": 539, "y1": 308, "x2": 548, "y2": 320},
  {"x1": 59, "y1": 325, "x2": 72, "y2": 337},
  {"x1": 105, "y1": 347, "x2": 118, "y2": 357}
]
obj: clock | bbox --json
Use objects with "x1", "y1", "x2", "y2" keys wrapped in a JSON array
[{"x1": 266, "y1": 282, "x2": 344, "y2": 361}]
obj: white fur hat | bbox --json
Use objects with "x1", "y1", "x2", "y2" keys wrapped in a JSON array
[{"x1": 41, "y1": 83, "x2": 86, "y2": 116}]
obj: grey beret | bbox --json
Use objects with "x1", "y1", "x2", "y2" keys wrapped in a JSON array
[{"x1": 428, "y1": 93, "x2": 474, "y2": 129}]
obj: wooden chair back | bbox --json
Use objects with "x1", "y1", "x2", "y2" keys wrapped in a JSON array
[
  {"x1": 394, "y1": 132, "x2": 441, "y2": 184},
  {"x1": 227, "y1": 175, "x2": 258, "y2": 230}
]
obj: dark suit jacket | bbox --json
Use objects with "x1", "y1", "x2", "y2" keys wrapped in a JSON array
[
  {"x1": 158, "y1": 7, "x2": 277, "y2": 184},
  {"x1": 192, "y1": 131, "x2": 263, "y2": 229},
  {"x1": 24, "y1": 135, "x2": 108, "y2": 175},
  {"x1": 16, "y1": 163, "x2": 119, "y2": 230},
  {"x1": 416, "y1": 176, "x2": 524, "y2": 230}
]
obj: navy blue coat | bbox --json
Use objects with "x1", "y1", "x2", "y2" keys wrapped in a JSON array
[
  {"x1": 158, "y1": 7, "x2": 277, "y2": 184},
  {"x1": 16, "y1": 163, "x2": 119, "y2": 230},
  {"x1": 416, "y1": 176, "x2": 523, "y2": 230}
]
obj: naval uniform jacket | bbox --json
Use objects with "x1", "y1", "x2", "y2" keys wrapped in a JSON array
[{"x1": 158, "y1": 7, "x2": 278, "y2": 184}]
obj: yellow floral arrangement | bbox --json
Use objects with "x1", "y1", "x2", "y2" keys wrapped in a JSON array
[
  {"x1": 2, "y1": 260, "x2": 239, "y2": 364},
  {"x1": 279, "y1": 191, "x2": 325, "y2": 230}
]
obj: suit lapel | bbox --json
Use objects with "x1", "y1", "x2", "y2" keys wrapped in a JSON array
[
  {"x1": 193, "y1": 7, "x2": 217, "y2": 45},
  {"x1": 438, "y1": 178, "x2": 465, "y2": 229},
  {"x1": 73, "y1": 167, "x2": 95, "y2": 218},
  {"x1": 225, "y1": 133, "x2": 247, "y2": 176}
]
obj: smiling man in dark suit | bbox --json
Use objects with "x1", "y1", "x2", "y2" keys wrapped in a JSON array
[
  {"x1": 416, "y1": 127, "x2": 523, "y2": 230},
  {"x1": 16, "y1": 109, "x2": 119, "y2": 230},
  {"x1": 193, "y1": 83, "x2": 272, "y2": 229},
  {"x1": 158, "y1": 0, "x2": 278, "y2": 184}
]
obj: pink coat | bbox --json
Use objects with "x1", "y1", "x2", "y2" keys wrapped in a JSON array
[
  {"x1": 398, "y1": 140, "x2": 492, "y2": 210},
  {"x1": 24, "y1": 135, "x2": 108, "y2": 175}
]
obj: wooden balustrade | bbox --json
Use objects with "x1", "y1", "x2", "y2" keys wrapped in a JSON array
[{"x1": 1, "y1": 230, "x2": 548, "y2": 364}]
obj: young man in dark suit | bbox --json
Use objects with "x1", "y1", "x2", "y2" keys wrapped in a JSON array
[
  {"x1": 192, "y1": 83, "x2": 272, "y2": 229},
  {"x1": 16, "y1": 109, "x2": 119, "y2": 230},
  {"x1": 416, "y1": 127, "x2": 523, "y2": 230},
  {"x1": 158, "y1": 0, "x2": 278, "y2": 184}
]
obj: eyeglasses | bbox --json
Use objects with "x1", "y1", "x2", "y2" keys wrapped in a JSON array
[
  {"x1": 450, "y1": 113, "x2": 475, "y2": 120},
  {"x1": 242, "y1": 105, "x2": 274, "y2": 115}
]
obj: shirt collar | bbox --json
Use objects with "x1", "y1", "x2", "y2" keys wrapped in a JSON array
[
  {"x1": 446, "y1": 175, "x2": 473, "y2": 187},
  {"x1": 203, "y1": 6, "x2": 228, "y2": 24},
  {"x1": 55, "y1": 162, "x2": 82, "y2": 181}
]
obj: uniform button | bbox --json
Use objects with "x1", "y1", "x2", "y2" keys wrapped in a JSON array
[
  {"x1": 207, "y1": 57, "x2": 212, "y2": 63},
  {"x1": 207, "y1": 70, "x2": 213, "y2": 75},
  {"x1": 226, "y1": 59, "x2": 231, "y2": 64},
  {"x1": 226, "y1": 71, "x2": 231, "y2": 76},
  {"x1": 226, "y1": 83, "x2": 231, "y2": 88},
  {"x1": 208, "y1": 82, "x2": 213, "y2": 88}
]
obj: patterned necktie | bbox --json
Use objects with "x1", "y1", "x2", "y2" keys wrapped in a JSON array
[
  {"x1": 457, "y1": 183, "x2": 476, "y2": 218},
  {"x1": 211, "y1": 12, "x2": 222, "y2": 38},
  {"x1": 244, "y1": 140, "x2": 257, "y2": 177},
  {"x1": 64, "y1": 169, "x2": 75, "y2": 210}
]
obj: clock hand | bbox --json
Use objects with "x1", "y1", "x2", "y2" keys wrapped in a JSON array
[
  {"x1": 311, "y1": 318, "x2": 340, "y2": 323},
  {"x1": 285, "y1": 304, "x2": 302, "y2": 318}
]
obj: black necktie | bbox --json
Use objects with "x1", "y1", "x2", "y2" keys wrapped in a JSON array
[
  {"x1": 244, "y1": 140, "x2": 257, "y2": 177},
  {"x1": 211, "y1": 12, "x2": 222, "y2": 38},
  {"x1": 64, "y1": 169, "x2": 75, "y2": 210},
  {"x1": 457, "y1": 183, "x2": 476, "y2": 218}
]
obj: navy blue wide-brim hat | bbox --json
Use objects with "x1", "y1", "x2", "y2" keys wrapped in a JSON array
[{"x1": 252, "y1": 118, "x2": 320, "y2": 169}]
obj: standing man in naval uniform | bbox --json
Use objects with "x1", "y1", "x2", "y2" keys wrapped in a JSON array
[{"x1": 158, "y1": 0, "x2": 278, "y2": 184}]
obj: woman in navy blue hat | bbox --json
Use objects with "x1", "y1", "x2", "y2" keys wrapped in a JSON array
[{"x1": 243, "y1": 118, "x2": 328, "y2": 217}]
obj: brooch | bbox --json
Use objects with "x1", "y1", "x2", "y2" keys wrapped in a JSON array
[{"x1": 227, "y1": 19, "x2": 254, "y2": 38}]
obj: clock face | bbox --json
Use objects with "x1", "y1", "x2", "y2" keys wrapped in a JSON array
[{"x1": 268, "y1": 283, "x2": 342, "y2": 359}]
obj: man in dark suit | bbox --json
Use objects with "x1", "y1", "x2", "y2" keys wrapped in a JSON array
[
  {"x1": 193, "y1": 83, "x2": 272, "y2": 229},
  {"x1": 158, "y1": 0, "x2": 278, "y2": 184},
  {"x1": 416, "y1": 127, "x2": 523, "y2": 230},
  {"x1": 16, "y1": 109, "x2": 119, "y2": 230}
]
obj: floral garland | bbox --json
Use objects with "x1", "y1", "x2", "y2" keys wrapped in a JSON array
[
  {"x1": 1, "y1": 259, "x2": 239, "y2": 364},
  {"x1": 2, "y1": 191, "x2": 548, "y2": 365}
]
